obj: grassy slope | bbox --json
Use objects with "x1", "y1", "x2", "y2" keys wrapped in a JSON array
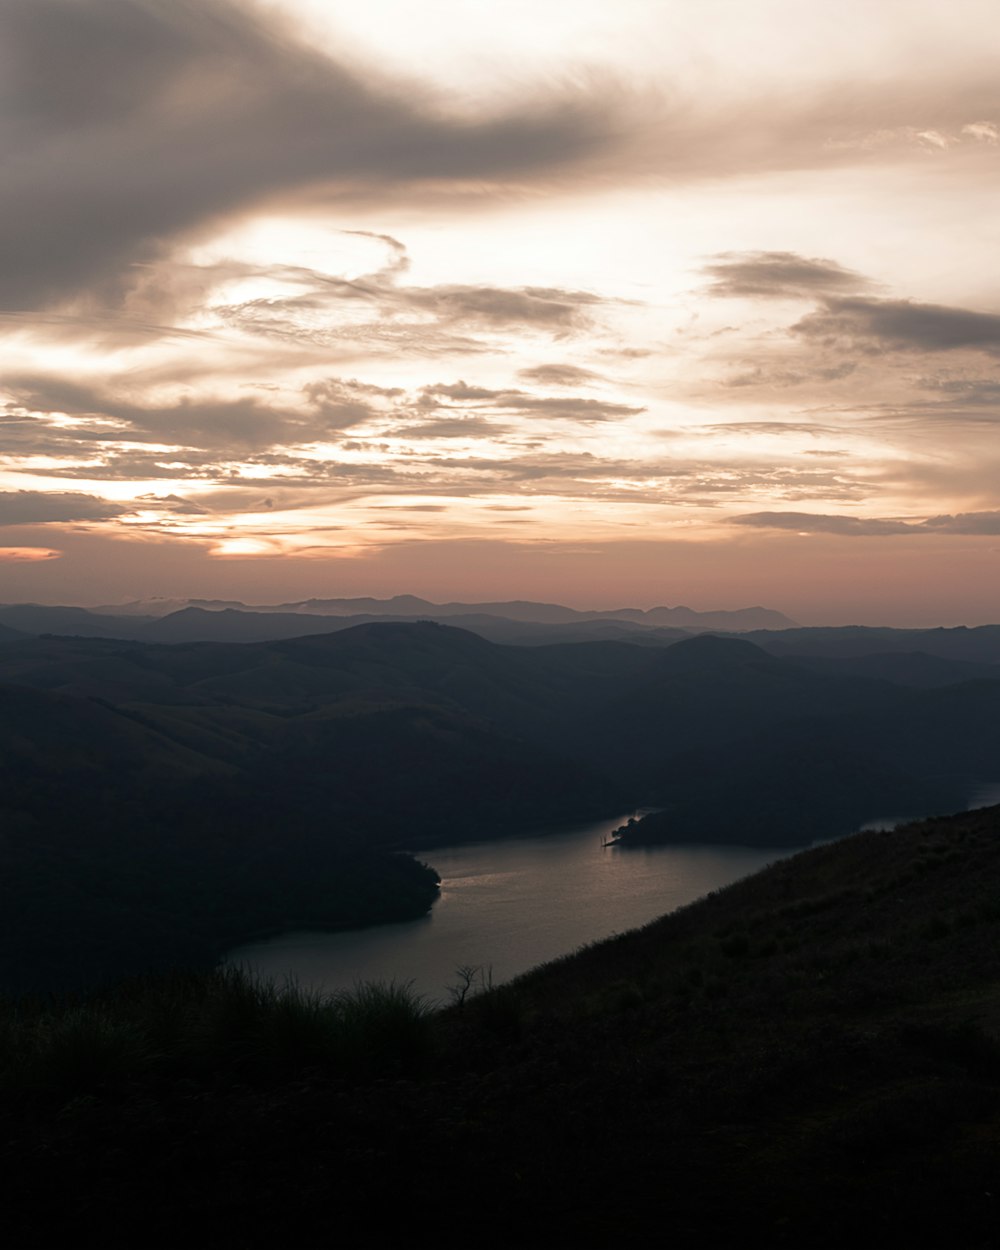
[{"x1": 5, "y1": 804, "x2": 1000, "y2": 1246}]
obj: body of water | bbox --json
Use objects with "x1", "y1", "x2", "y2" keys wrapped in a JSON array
[{"x1": 226, "y1": 815, "x2": 791, "y2": 1005}]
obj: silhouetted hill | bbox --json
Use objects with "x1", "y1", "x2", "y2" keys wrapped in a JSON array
[
  {"x1": 137, "y1": 604, "x2": 686, "y2": 646},
  {"x1": 786, "y1": 649, "x2": 1000, "y2": 687},
  {"x1": 629, "y1": 602, "x2": 794, "y2": 628},
  {"x1": 0, "y1": 603, "x2": 153, "y2": 637},
  {"x1": 7, "y1": 804, "x2": 1000, "y2": 1246},
  {"x1": 0, "y1": 686, "x2": 442, "y2": 992},
  {"x1": 746, "y1": 623, "x2": 1000, "y2": 664},
  {"x1": 18, "y1": 600, "x2": 1000, "y2": 675},
  {"x1": 0, "y1": 682, "x2": 226, "y2": 780},
  {"x1": 259, "y1": 595, "x2": 798, "y2": 630},
  {"x1": 0, "y1": 626, "x2": 628, "y2": 989},
  {"x1": 9, "y1": 595, "x2": 796, "y2": 638},
  {"x1": 619, "y1": 667, "x2": 1000, "y2": 845},
  {"x1": 2, "y1": 622, "x2": 998, "y2": 817},
  {"x1": 140, "y1": 605, "x2": 339, "y2": 643},
  {"x1": 649, "y1": 630, "x2": 770, "y2": 666}
]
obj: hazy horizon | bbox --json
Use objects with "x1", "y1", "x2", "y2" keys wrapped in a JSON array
[
  {"x1": 2, "y1": 584, "x2": 998, "y2": 630},
  {"x1": 2, "y1": 1, "x2": 999, "y2": 625}
]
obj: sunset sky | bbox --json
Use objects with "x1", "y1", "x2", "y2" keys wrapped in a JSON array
[{"x1": 2, "y1": 0, "x2": 999, "y2": 623}]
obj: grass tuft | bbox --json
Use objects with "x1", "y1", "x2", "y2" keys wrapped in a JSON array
[
  {"x1": 0, "y1": 967, "x2": 433, "y2": 1102},
  {"x1": 330, "y1": 980, "x2": 432, "y2": 1077}
]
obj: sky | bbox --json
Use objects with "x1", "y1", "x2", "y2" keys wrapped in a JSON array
[{"x1": 2, "y1": 0, "x2": 999, "y2": 624}]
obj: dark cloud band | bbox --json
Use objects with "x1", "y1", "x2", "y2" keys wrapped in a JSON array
[
  {"x1": 0, "y1": 0, "x2": 619, "y2": 310},
  {"x1": 731, "y1": 510, "x2": 1000, "y2": 536}
]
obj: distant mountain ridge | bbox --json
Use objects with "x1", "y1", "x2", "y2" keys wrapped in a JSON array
[
  {"x1": 83, "y1": 595, "x2": 797, "y2": 631},
  {"x1": 7, "y1": 604, "x2": 1000, "y2": 676}
]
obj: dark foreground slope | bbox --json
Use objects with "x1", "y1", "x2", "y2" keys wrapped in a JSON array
[{"x1": 6, "y1": 804, "x2": 1000, "y2": 1247}]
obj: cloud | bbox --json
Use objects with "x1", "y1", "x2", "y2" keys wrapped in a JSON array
[
  {"x1": 1, "y1": 361, "x2": 652, "y2": 513},
  {"x1": 0, "y1": 546, "x2": 62, "y2": 562},
  {"x1": 201, "y1": 242, "x2": 615, "y2": 353},
  {"x1": 963, "y1": 121, "x2": 1000, "y2": 143},
  {"x1": 421, "y1": 381, "x2": 643, "y2": 421},
  {"x1": 517, "y1": 364, "x2": 603, "y2": 386},
  {"x1": 922, "y1": 511, "x2": 1000, "y2": 535},
  {"x1": 315, "y1": 377, "x2": 405, "y2": 400},
  {"x1": 826, "y1": 120, "x2": 1000, "y2": 152},
  {"x1": 703, "y1": 251, "x2": 871, "y2": 300},
  {"x1": 720, "y1": 361, "x2": 857, "y2": 389},
  {"x1": 700, "y1": 421, "x2": 843, "y2": 438},
  {"x1": 794, "y1": 296, "x2": 1000, "y2": 355},
  {"x1": 135, "y1": 493, "x2": 210, "y2": 516},
  {"x1": 0, "y1": 0, "x2": 623, "y2": 310},
  {"x1": 731, "y1": 510, "x2": 1000, "y2": 535},
  {"x1": 731, "y1": 511, "x2": 912, "y2": 535},
  {"x1": 213, "y1": 273, "x2": 611, "y2": 354},
  {"x1": 341, "y1": 231, "x2": 411, "y2": 280},
  {"x1": 596, "y1": 74, "x2": 1000, "y2": 194},
  {"x1": 6, "y1": 373, "x2": 378, "y2": 456},
  {"x1": 421, "y1": 382, "x2": 501, "y2": 402},
  {"x1": 498, "y1": 394, "x2": 643, "y2": 420},
  {"x1": 0, "y1": 490, "x2": 126, "y2": 525},
  {"x1": 403, "y1": 285, "x2": 604, "y2": 331},
  {"x1": 918, "y1": 375, "x2": 1000, "y2": 404},
  {"x1": 4, "y1": 0, "x2": 998, "y2": 321},
  {"x1": 392, "y1": 417, "x2": 511, "y2": 440}
]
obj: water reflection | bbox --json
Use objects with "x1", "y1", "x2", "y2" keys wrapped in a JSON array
[{"x1": 227, "y1": 815, "x2": 789, "y2": 1004}]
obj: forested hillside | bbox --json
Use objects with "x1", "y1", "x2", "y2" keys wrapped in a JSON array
[{"x1": 3, "y1": 621, "x2": 1000, "y2": 989}]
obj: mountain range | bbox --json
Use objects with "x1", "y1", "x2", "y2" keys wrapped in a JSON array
[
  {"x1": 86, "y1": 593, "x2": 798, "y2": 628},
  {"x1": 7, "y1": 598, "x2": 1000, "y2": 669},
  {"x1": 2, "y1": 617, "x2": 1000, "y2": 989},
  {"x1": 0, "y1": 595, "x2": 795, "y2": 642}
]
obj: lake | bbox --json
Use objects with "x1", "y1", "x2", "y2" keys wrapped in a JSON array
[
  {"x1": 226, "y1": 814, "x2": 792, "y2": 1005},
  {"x1": 229, "y1": 783, "x2": 1000, "y2": 1004}
]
